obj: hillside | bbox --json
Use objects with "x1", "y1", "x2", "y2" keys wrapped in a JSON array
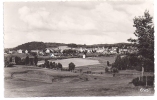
[
  {"x1": 13, "y1": 42, "x2": 47, "y2": 51},
  {"x1": 88, "y1": 43, "x2": 135, "y2": 48},
  {"x1": 45, "y1": 42, "x2": 67, "y2": 47},
  {"x1": 6, "y1": 41, "x2": 135, "y2": 51}
]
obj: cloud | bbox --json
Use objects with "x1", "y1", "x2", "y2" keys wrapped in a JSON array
[
  {"x1": 90, "y1": 2, "x2": 134, "y2": 33},
  {"x1": 18, "y1": 3, "x2": 132, "y2": 34},
  {"x1": 18, "y1": 6, "x2": 51, "y2": 30},
  {"x1": 113, "y1": 0, "x2": 154, "y2": 18},
  {"x1": 18, "y1": 1, "x2": 153, "y2": 33},
  {"x1": 4, "y1": 1, "x2": 154, "y2": 48},
  {"x1": 18, "y1": 6, "x2": 96, "y2": 31}
]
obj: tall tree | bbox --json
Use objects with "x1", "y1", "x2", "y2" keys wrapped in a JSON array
[{"x1": 128, "y1": 10, "x2": 154, "y2": 71}]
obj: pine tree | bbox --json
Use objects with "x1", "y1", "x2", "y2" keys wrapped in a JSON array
[{"x1": 128, "y1": 10, "x2": 154, "y2": 71}]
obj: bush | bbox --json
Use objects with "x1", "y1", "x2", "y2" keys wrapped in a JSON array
[
  {"x1": 112, "y1": 67, "x2": 119, "y2": 73},
  {"x1": 143, "y1": 59, "x2": 154, "y2": 72},
  {"x1": 132, "y1": 76, "x2": 154, "y2": 86},
  {"x1": 87, "y1": 71, "x2": 91, "y2": 74},
  {"x1": 14, "y1": 56, "x2": 21, "y2": 65},
  {"x1": 112, "y1": 54, "x2": 141, "y2": 70},
  {"x1": 4, "y1": 56, "x2": 16, "y2": 67},
  {"x1": 69, "y1": 62, "x2": 75, "y2": 71},
  {"x1": 105, "y1": 67, "x2": 109, "y2": 72},
  {"x1": 113, "y1": 53, "x2": 155, "y2": 72},
  {"x1": 57, "y1": 63, "x2": 63, "y2": 70},
  {"x1": 112, "y1": 55, "x2": 122, "y2": 69},
  {"x1": 49, "y1": 62, "x2": 53, "y2": 69},
  {"x1": 85, "y1": 78, "x2": 88, "y2": 81},
  {"x1": 98, "y1": 53, "x2": 105, "y2": 57},
  {"x1": 134, "y1": 58, "x2": 154, "y2": 72},
  {"x1": 44, "y1": 59, "x2": 50, "y2": 68},
  {"x1": 4, "y1": 57, "x2": 10, "y2": 67}
]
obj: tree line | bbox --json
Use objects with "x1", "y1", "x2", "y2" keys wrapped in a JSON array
[
  {"x1": 39, "y1": 60, "x2": 76, "y2": 72},
  {"x1": 113, "y1": 11, "x2": 154, "y2": 72}
]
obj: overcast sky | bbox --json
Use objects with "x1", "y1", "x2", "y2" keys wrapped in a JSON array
[{"x1": 4, "y1": 0, "x2": 154, "y2": 48}]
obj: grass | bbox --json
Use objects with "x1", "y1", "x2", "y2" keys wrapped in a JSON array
[
  {"x1": 4, "y1": 56, "x2": 154, "y2": 97},
  {"x1": 37, "y1": 58, "x2": 100, "y2": 68}
]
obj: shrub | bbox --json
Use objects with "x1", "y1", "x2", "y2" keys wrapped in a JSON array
[
  {"x1": 49, "y1": 62, "x2": 53, "y2": 69},
  {"x1": 113, "y1": 54, "x2": 140, "y2": 70},
  {"x1": 4, "y1": 57, "x2": 10, "y2": 67},
  {"x1": 4, "y1": 56, "x2": 16, "y2": 67},
  {"x1": 44, "y1": 59, "x2": 50, "y2": 68},
  {"x1": 112, "y1": 67, "x2": 119, "y2": 73},
  {"x1": 98, "y1": 53, "x2": 105, "y2": 57},
  {"x1": 132, "y1": 76, "x2": 154, "y2": 86},
  {"x1": 143, "y1": 58, "x2": 154, "y2": 72},
  {"x1": 69, "y1": 62, "x2": 75, "y2": 71},
  {"x1": 107, "y1": 61, "x2": 110, "y2": 66},
  {"x1": 15, "y1": 56, "x2": 22, "y2": 65},
  {"x1": 87, "y1": 71, "x2": 91, "y2": 74},
  {"x1": 57, "y1": 63, "x2": 63, "y2": 70},
  {"x1": 85, "y1": 78, "x2": 88, "y2": 81},
  {"x1": 105, "y1": 67, "x2": 109, "y2": 72},
  {"x1": 112, "y1": 55, "x2": 122, "y2": 69}
]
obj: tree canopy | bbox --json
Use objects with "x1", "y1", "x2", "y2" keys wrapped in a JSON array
[
  {"x1": 128, "y1": 10, "x2": 154, "y2": 71},
  {"x1": 14, "y1": 42, "x2": 47, "y2": 51}
]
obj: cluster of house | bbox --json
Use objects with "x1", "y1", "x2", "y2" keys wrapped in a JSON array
[
  {"x1": 5, "y1": 45, "x2": 138, "y2": 56},
  {"x1": 79, "y1": 46, "x2": 138, "y2": 54},
  {"x1": 7, "y1": 49, "x2": 28, "y2": 54}
]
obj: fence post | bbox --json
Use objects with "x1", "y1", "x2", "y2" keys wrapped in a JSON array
[
  {"x1": 146, "y1": 75, "x2": 147, "y2": 87},
  {"x1": 141, "y1": 66, "x2": 144, "y2": 81}
]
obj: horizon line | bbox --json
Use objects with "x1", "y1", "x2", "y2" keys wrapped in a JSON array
[{"x1": 4, "y1": 41, "x2": 132, "y2": 49}]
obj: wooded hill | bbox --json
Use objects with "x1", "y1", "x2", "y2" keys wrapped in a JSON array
[{"x1": 6, "y1": 41, "x2": 135, "y2": 51}]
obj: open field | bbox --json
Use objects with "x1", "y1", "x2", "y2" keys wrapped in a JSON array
[
  {"x1": 4, "y1": 56, "x2": 154, "y2": 97},
  {"x1": 38, "y1": 58, "x2": 100, "y2": 68}
]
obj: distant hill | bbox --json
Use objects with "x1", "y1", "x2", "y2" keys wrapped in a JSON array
[
  {"x1": 88, "y1": 43, "x2": 134, "y2": 48},
  {"x1": 7, "y1": 41, "x2": 135, "y2": 51},
  {"x1": 45, "y1": 42, "x2": 67, "y2": 48},
  {"x1": 12, "y1": 41, "x2": 47, "y2": 51}
]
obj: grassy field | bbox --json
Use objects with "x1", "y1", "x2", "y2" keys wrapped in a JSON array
[
  {"x1": 38, "y1": 58, "x2": 100, "y2": 68},
  {"x1": 4, "y1": 56, "x2": 154, "y2": 97}
]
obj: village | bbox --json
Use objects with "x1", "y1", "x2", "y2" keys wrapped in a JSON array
[{"x1": 5, "y1": 45, "x2": 138, "y2": 57}]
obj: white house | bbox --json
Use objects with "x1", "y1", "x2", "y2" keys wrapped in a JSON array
[
  {"x1": 58, "y1": 46, "x2": 71, "y2": 50},
  {"x1": 97, "y1": 49, "x2": 104, "y2": 53},
  {"x1": 119, "y1": 48, "x2": 128, "y2": 54},
  {"x1": 8, "y1": 50, "x2": 13, "y2": 54},
  {"x1": 79, "y1": 47, "x2": 84, "y2": 52},
  {"x1": 102, "y1": 50, "x2": 110, "y2": 54},
  {"x1": 50, "y1": 53, "x2": 55, "y2": 58},
  {"x1": 25, "y1": 50, "x2": 28, "y2": 53},
  {"x1": 45, "y1": 49, "x2": 51, "y2": 53},
  {"x1": 17, "y1": 49, "x2": 22, "y2": 53},
  {"x1": 30, "y1": 50, "x2": 39, "y2": 54},
  {"x1": 39, "y1": 51, "x2": 44, "y2": 56}
]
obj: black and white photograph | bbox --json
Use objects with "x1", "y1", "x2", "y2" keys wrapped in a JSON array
[{"x1": 3, "y1": 0, "x2": 155, "y2": 97}]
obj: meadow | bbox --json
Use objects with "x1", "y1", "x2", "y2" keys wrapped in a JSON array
[{"x1": 4, "y1": 56, "x2": 154, "y2": 97}]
